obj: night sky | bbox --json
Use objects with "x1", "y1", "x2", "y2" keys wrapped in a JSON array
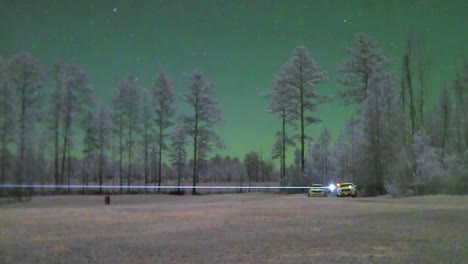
[{"x1": 1, "y1": 0, "x2": 467, "y2": 160}]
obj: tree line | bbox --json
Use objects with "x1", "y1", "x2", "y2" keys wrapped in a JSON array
[
  {"x1": 263, "y1": 32, "x2": 467, "y2": 196},
  {"x1": 1, "y1": 31, "x2": 467, "y2": 198}
]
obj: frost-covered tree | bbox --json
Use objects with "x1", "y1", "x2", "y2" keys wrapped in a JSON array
[
  {"x1": 95, "y1": 105, "x2": 111, "y2": 193},
  {"x1": 169, "y1": 124, "x2": 187, "y2": 192},
  {"x1": 412, "y1": 129, "x2": 444, "y2": 193},
  {"x1": 182, "y1": 70, "x2": 223, "y2": 195},
  {"x1": 439, "y1": 87, "x2": 451, "y2": 152},
  {"x1": 452, "y1": 59, "x2": 468, "y2": 152},
  {"x1": 151, "y1": 71, "x2": 175, "y2": 192},
  {"x1": 331, "y1": 128, "x2": 350, "y2": 183},
  {"x1": 362, "y1": 70, "x2": 402, "y2": 195},
  {"x1": 7, "y1": 52, "x2": 43, "y2": 190},
  {"x1": 140, "y1": 88, "x2": 154, "y2": 186},
  {"x1": 116, "y1": 75, "x2": 141, "y2": 192},
  {"x1": 264, "y1": 76, "x2": 296, "y2": 179},
  {"x1": 279, "y1": 46, "x2": 327, "y2": 173},
  {"x1": 49, "y1": 63, "x2": 64, "y2": 186},
  {"x1": 308, "y1": 128, "x2": 332, "y2": 184},
  {"x1": 55, "y1": 63, "x2": 92, "y2": 189},
  {"x1": 0, "y1": 56, "x2": 16, "y2": 185},
  {"x1": 339, "y1": 115, "x2": 364, "y2": 182},
  {"x1": 82, "y1": 110, "x2": 97, "y2": 191},
  {"x1": 244, "y1": 151, "x2": 260, "y2": 191},
  {"x1": 111, "y1": 83, "x2": 125, "y2": 192},
  {"x1": 401, "y1": 32, "x2": 431, "y2": 136},
  {"x1": 337, "y1": 32, "x2": 388, "y2": 107}
]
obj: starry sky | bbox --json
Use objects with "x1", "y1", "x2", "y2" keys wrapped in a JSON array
[{"x1": 1, "y1": 0, "x2": 467, "y2": 160}]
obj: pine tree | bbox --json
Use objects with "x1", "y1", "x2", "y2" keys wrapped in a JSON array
[
  {"x1": 0, "y1": 57, "x2": 15, "y2": 186},
  {"x1": 278, "y1": 46, "x2": 327, "y2": 174},
  {"x1": 182, "y1": 70, "x2": 223, "y2": 195},
  {"x1": 151, "y1": 71, "x2": 175, "y2": 193},
  {"x1": 169, "y1": 124, "x2": 188, "y2": 192},
  {"x1": 264, "y1": 76, "x2": 296, "y2": 179},
  {"x1": 337, "y1": 32, "x2": 388, "y2": 107},
  {"x1": 7, "y1": 52, "x2": 43, "y2": 195},
  {"x1": 56, "y1": 63, "x2": 91, "y2": 190}
]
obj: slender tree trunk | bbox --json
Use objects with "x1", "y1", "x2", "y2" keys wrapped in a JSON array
[
  {"x1": 157, "y1": 120, "x2": 163, "y2": 193},
  {"x1": 99, "y1": 150, "x2": 104, "y2": 194},
  {"x1": 81, "y1": 160, "x2": 85, "y2": 194},
  {"x1": 127, "y1": 127, "x2": 132, "y2": 193},
  {"x1": 300, "y1": 70, "x2": 305, "y2": 174},
  {"x1": 1, "y1": 132, "x2": 6, "y2": 185},
  {"x1": 404, "y1": 50, "x2": 417, "y2": 135},
  {"x1": 192, "y1": 108, "x2": 198, "y2": 195},
  {"x1": 144, "y1": 129, "x2": 148, "y2": 186},
  {"x1": 461, "y1": 102, "x2": 468, "y2": 149},
  {"x1": 54, "y1": 105, "x2": 60, "y2": 188},
  {"x1": 441, "y1": 91, "x2": 450, "y2": 153},
  {"x1": 18, "y1": 86, "x2": 26, "y2": 189},
  {"x1": 119, "y1": 120, "x2": 123, "y2": 193},
  {"x1": 419, "y1": 78, "x2": 425, "y2": 126},
  {"x1": 455, "y1": 106, "x2": 462, "y2": 153},
  {"x1": 177, "y1": 166, "x2": 181, "y2": 192},
  {"x1": 281, "y1": 109, "x2": 286, "y2": 180},
  {"x1": 67, "y1": 144, "x2": 71, "y2": 192}
]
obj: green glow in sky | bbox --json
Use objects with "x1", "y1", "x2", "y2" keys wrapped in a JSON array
[{"x1": 1, "y1": 0, "x2": 467, "y2": 159}]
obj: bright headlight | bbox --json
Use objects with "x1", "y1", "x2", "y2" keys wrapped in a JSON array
[{"x1": 328, "y1": 184, "x2": 335, "y2": 191}]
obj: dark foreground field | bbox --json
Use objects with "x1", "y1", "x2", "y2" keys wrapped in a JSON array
[{"x1": 1, "y1": 193, "x2": 467, "y2": 264}]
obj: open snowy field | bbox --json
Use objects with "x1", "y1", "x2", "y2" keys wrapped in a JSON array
[{"x1": 1, "y1": 193, "x2": 467, "y2": 263}]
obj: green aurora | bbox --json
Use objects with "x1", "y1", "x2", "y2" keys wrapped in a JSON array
[{"x1": 1, "y1": 0, "x2": 467, "y2": 160}]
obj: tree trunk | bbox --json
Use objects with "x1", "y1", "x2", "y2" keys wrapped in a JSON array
[
  {"x1": 127, "y1": 126, "x2": 132, "y2": 193},
  {"x1": 54, "y1": 105, "x2": 60, "y2": 188},
  {"x1": 144, "y1": 129, "x2": 148, "y2": 186},
  {"x1": 67, "y1": 145, "x2": 71, "y2": 192},
  {"x1": 281, "y1": 109, "x2": 286, "y2": 179},
  {"x1": 177, "y1": 166, "x2": 181, "y2": 192},
  {"x1": 300, "y1": 71, "x2": 305, "y2": 174},
  {"x1": 157, "y1": 120, "x2": 163, "y2": 193},
  {"x1": 1, "y1": 131, "x2": 6, "y2": 185},
  {"x1": 192, "y1": 106, "x2": 198, "y2": 195},
  {"x1": 18, "y1": 85, "x2": 26, "y2": 188},
  {"x1": 119, "y1": 119, "x2": 123, "y2": 193},
  {"x1": 99, "y1": 149, "x2": 104, "y2": 194}
]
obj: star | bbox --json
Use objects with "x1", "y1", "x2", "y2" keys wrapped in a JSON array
[
  {"x1": 112, "y1": 7, "x2": 117, "y2": 13},
  {"x1": 343, "y1": 19, "x2": 347, "y2": 23}
]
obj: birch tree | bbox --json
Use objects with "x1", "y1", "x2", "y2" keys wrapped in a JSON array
[
  {"x1": 182, "y1": 70, "x2": 223, "y2": 195},
  {"x1": 151, "y1": 71, "x2": 175, "y2": 192}
]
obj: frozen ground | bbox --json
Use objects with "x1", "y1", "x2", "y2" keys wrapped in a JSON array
[{"x1": 1, "y1": 193, "x2": 467, "y2": 263}]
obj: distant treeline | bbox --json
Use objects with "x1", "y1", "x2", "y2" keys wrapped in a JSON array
[{"x1": 1, "y1": 31, "x2": 467, "y2": 200}]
